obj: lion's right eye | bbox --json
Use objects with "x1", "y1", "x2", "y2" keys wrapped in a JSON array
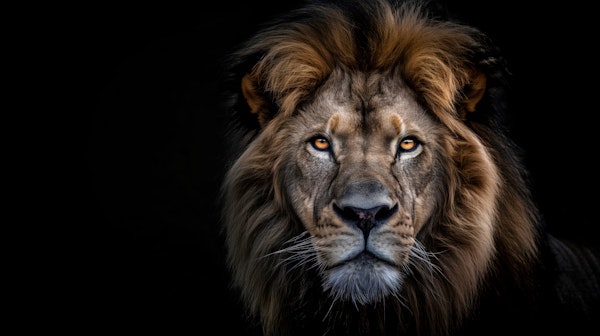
[
  {"x1": 397, "y1": 136, "x2": 420, "y2": 155},
  {"x1": 310, "y1": 137, "x2": 331, "y2": 151}
]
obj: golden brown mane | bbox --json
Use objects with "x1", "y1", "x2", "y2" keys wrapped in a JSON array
[{"x1": 238, "y1": 1, "x2": 486, "y2": 130}]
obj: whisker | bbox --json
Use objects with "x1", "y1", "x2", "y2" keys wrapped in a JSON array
[
  {"x1": 410, "y1": 239, "x2": 445, "y2": 276},
  {"x1": 258, "y1": 231, "x2": 320, "y2": 274}
]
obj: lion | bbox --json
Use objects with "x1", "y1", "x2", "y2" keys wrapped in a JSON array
[{"x1": 217, "y1": 0, "x2": 600, "y2": 335}]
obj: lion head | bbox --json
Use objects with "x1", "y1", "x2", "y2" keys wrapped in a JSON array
[{"x1": 218, "y1": 1, "x2": 543, "y2": 335}]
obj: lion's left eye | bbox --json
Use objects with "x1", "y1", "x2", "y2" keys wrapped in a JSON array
[
  {"x1": 397, "y1": 137, "x2": 420, "y2": 154},
  {"x1": 310, "y1": 137, "x2": 331, "y2": 151}
]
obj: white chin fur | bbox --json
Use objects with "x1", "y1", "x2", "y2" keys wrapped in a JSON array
[{"x1": 323, "y1": 257, "x2": 403, "y2": 305}]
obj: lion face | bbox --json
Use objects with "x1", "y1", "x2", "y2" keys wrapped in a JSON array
[{"x1": 266, "y1": 72, "x2": 447, "y2": 304}]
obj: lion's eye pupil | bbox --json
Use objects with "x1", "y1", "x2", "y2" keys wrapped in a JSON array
[{"x1": 312, "y1": 137, "x2": 330, "y2": 151}]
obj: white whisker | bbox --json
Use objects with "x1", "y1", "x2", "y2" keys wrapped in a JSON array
[{"x1": 259, "y1": 231, "x2": 319, "y2": 273}]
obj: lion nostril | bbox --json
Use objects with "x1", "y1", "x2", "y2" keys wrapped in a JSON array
[{"x1": 374, "y1": 204, "x2": 397, "y2": 222}]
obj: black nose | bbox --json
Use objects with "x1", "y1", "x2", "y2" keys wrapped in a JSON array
[
  {"x1": 335, "y1": 204, "x2": 397, "y2": 233},
  {"x1": 334, "y1": 179, "x2": 397, "y2": 236}
]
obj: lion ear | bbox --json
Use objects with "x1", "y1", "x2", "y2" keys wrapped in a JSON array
[
  {"x1": 241, "y1": 74, "x2": 272, "y2": 128},
  {"x1": 460, "y1": 69, "x2": 487, "y2": 119}
]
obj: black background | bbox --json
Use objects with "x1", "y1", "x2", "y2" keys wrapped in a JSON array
[{"x1": 80, "y1": 1, "x2": 598, "y2": 333}]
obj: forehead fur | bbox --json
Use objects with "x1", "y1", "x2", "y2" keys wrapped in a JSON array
[{"x1": 237, "y1": 0, "x2": 486, "y2": 120}]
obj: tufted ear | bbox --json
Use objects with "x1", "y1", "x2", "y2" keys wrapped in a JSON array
[
  {"x1": 241, "y1": 74, "x2": 272, "y2": 128},
  {"x1": 460, "y1": 69, "x2": 487, "y2": 119}
]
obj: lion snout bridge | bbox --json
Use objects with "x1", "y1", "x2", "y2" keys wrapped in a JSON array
[{"x1": 334, "y1": 180, "x2": 397, "y2": 235}]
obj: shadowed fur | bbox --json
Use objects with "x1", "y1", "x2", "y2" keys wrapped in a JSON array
[{"x1": 218, "y1": 1, "x2": 600, "y2": 335}]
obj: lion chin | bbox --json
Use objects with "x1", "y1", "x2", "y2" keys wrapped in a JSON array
[{"x1": 323, "y1": 253, "x2": 403, "y2": 305}]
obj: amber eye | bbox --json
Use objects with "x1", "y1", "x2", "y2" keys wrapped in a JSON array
[
  {"x1": 398, "y1": 137, "x2": 419, "y2": 153},
  {"x1": 310, "y1": 137, "x2": 331, "y2": 151}
]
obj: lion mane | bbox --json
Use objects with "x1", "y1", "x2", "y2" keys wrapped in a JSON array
[{"x1": 218, "y1": 1, "x2": 600, "y2": 335}]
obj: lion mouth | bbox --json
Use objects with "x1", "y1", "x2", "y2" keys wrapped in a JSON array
[{"x1": 329, "y1": 250, "x2": 397, "y2": 270}]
